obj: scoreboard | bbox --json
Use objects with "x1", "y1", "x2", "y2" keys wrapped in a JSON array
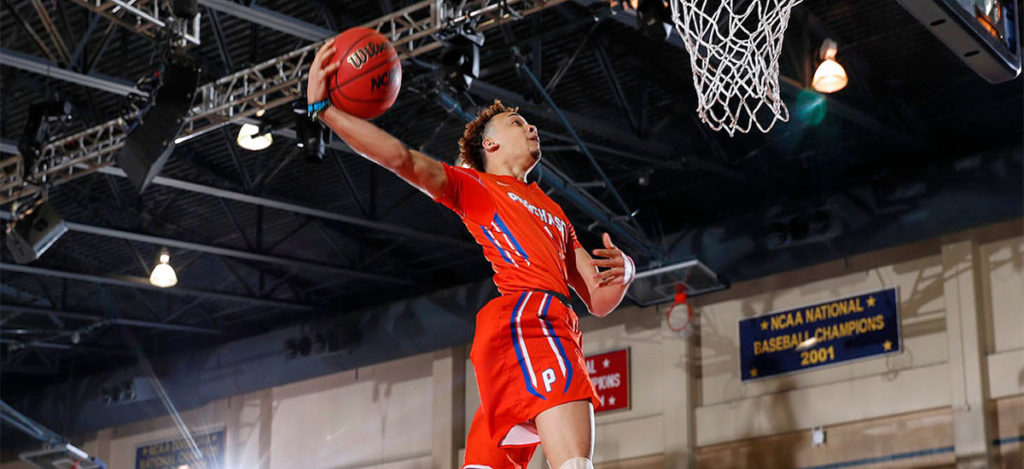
[{"x1": 899, "y1": 0, "x2": 1021, "y2": 83}]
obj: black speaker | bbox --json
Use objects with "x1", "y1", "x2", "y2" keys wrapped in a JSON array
[
  {"x1": 439, "y1": 29, "x2": 483, "y2": 91},
  {"x1": 117, "y1": 54, "x2": 199, "y2": 192},
  {"x1": 172, "y1": 0, "x2": 198, "y2": 19},
  {"x1": 637, "y1": 0, "x2": 670, "y2": 41},
  {"x1": 4, "y1": 201, "x2": 67, "y2": 264},
  {"x1": 18, "y1": 100, "x2": 73, "y2": 169},
  {"x1": 294, "y1": 113, "x2": 326, "y2": 162}
]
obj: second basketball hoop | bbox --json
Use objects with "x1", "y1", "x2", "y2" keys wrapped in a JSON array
[{"x1": 670, "y1": 0, "x2": 802, "y2": 136}]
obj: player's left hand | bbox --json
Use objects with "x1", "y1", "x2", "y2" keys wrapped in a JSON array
[
  {"x1": 308, "y1": 39, "x2": 341, "y2": 106},
  {"x1": 590, "y1": 233, "x2": 636, "y2": 287}
]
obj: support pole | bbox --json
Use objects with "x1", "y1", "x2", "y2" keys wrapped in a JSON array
[{"x1": 941, "y1": 240, "x2": 995, "y2": 467}]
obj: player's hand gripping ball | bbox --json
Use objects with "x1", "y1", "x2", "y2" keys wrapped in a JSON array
[{"x1": 326, "y1": 27, "x2": 402, "y2": 119}]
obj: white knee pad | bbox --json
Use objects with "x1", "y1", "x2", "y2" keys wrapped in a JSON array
[{"x1": 558, "y1": 457, "x2": 593, "y2": 469}]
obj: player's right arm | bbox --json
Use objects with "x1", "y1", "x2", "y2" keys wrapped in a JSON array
[{"x1": 306, "y1": 40, "x2": 446, "y2": 200}]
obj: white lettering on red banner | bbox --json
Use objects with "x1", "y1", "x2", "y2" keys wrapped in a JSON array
[{"x1": 585, "y1": 348, "x2": 629, "y2": 413}]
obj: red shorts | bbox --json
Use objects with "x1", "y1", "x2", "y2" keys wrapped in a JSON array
[{"x1": 463, "y1": 291, "x2": 599, "y2": 468}]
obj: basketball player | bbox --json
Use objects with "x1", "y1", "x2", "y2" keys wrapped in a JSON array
[{"x1": 307, "y1": 40, "x2": 634, "y2": 469}]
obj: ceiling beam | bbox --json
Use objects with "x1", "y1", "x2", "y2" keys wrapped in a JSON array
[
  {"x1": 779, "y1": 76, "x2": 923, "y2": 147},
  {"x1": 197, "y1": 0, "x2": 333, "y2": 41},
  {"x1": 61, "y1": 221, "x2": 417, "y2": 286},
  {"x1": 205, "y1": 7, "x2": 234, "y2": 72},
  {"x1": 0, "y1": 364, "x2": 58, "y2": 375},
  {"x1": 2, "y1": 0, "x2": 58, "y2": 62},
  {"x1": 0, "y1": 303, "x2": 222, "y2": 335},
  {"x1": 28, "y1": 0, "x2": 71, "y2": 63},
  {"x1": 470, "y1": 79, "x2": 675, "y2": 157},
  {"x1": 512, "y1": 61, "x2": 635, "y2": 219},
  {"x1": 0, "y1": 262, "x2": 323, "y2": 312},
  {"x1": 470, "y1": 78, "x2": 766, "y2": 187},
  {"x1": 435, "y1": 91, "x2": 656, "y2": 256},
  {"x1": 0, "y1": 48, "x2": 143, "y2": 97},
  {"x1": 92, "y1": 166, "x2": 476, "y2": 249},
  {"x1": 0, "y1": 337, "x2": 133, "y2": 356}
]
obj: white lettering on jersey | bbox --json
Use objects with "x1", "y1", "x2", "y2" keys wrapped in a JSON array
[{"x1": 506, "y1": 192, "x2": 567, "y2": 241}]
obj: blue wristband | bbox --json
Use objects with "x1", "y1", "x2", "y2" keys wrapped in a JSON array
[{"x1": 307, "y1": 99, "x2": 330, "y2": 120}]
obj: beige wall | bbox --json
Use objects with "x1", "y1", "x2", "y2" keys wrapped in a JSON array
[
  {"x1": 694, "y1": 253, "x2": 950, "y2": 446},
  {"x1": 981, "y1": 236, "x2": 1024, "y2": 354},
  {"x1": 2, "y1": 352, "x2": 435, "y2": 469},
  {"x1": 3, "y1": 221, "x2": 1020, "y2": 469},
  {"x1": 686, "y1": 221, "x2": 1022, "y2": 467},
  {"x1": 697, "y1": 407, "x2": 956, "y2": 468},
  {"x1": 993, "y1": 395, "x2": 1024, "y2": 467},
  {"x1": 269, "y1": 354, "x2": 434, "y2": 469}
]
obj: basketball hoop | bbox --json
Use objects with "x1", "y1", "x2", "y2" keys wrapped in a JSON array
[
  {"x1": 669, "y1": 0, "x2": 802, "y2": 135},
  {"x1": 666, "y1": 283, "x2": 694, "y2": 333}
]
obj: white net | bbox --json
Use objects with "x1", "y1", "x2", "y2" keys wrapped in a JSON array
[{"x1": 670, "y1": 0, "x2": 802, "y2": 136}]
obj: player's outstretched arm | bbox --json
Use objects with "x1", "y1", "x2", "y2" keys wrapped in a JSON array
[
  {"x1": 567, "y1": 233, "x2": 635, "y2": 317},
  {"x1": 307, "y1": 41, "x2": 446, "y2": 199}
]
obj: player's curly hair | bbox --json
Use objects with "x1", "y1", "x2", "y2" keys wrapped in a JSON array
[{"x1": 456, "y1": 99, "x2": 518, "y2": 171}]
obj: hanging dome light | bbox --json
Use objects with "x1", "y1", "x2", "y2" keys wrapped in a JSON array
[
  {"x1": 236, "y1": 123, "x2": 273, "y2": 151},
  {"x1": 149, "y1": 251, "x2": 178, "y2": 288},
  {"x1": 813, "y1": 59, "x2": 848, "y2": 93},
  {"x1": 812, "y1": 39, "x2": 848, "y2": 94}
]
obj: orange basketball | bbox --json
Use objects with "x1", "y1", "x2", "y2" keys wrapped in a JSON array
[{"x1": 327, "y1": 27, "x2": 402, "y2": 120}]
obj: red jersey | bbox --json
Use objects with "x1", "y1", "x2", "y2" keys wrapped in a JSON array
[{"x1": 434, "y1": 163, "x2": 581, "y2": 297}]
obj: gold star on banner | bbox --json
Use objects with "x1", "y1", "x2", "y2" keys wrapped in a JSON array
[
  {"x1": 867, "y1": 296, "x2": 876, "y2": 308},
  {"x1": 883, "y1": 340, "x2": 892, "y2": 351},
  {"x1": 761, "y1": 320, "x2": 769, "y2": 331},
  {"x1": 750, "y1": 368, "x2": 758, "y2": 378}
]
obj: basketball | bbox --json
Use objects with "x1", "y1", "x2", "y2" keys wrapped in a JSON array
[{"x1": 327, "y1": 27, "x2": 402, "y2": 120}]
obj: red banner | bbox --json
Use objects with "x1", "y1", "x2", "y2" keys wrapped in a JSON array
[{"x1": 585, "y1": 348, "x2": 629, "y2": 413}]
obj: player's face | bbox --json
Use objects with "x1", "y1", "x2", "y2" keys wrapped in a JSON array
[{"x1": 491, "y1": 112, "x2": 541, "y2": 162}]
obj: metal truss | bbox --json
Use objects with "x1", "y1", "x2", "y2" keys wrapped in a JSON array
[
  {"x1": 68, "y1": 0, "x2": 201, "y2": 46},
  {"x1": 1, "y1": 117, "x2": 130, "y2": 202},
  {"x1": 4, "y1": 0, "x2": 567, "y2": 203},
  {"x1": 176, "y1": 46, "x2": 316, "y2": 142},
  {"x1": 179, "y1": 0, "x2": 568, "y2": 141},
  {"x1": 370, "y1": 0, "x2": 567, "y2": 59}
]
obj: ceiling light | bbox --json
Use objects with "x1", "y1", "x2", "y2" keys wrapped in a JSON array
[
  {"x1": 149, "y1": 251, "x2": 178, "y2": 288},
  {"x1": 236, "y1": 123, "x2": 273, "y2": 151},
  {"x1": 812, "y1": 39, "x2": 848, "y2": 93}
]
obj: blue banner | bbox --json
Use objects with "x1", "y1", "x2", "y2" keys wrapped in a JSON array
[
  {"x1": 739, "y1": 287, "x2": 900, "y2": 381},
  {"x1": 135, "y1": 430, "x2": 225, "y2": 469}
]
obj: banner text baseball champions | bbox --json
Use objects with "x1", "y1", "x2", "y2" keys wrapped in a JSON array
[{"x1": 739, "y1": 287, "x2": 900, "y2": 381}]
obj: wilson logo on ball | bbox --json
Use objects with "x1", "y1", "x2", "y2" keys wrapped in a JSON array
[
  {"x1": 329, "y1": 27, "x2": 402, "y2": 119},
  {"x1": 347, "y1": 41, "x2": 391, "y2": 70}
]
